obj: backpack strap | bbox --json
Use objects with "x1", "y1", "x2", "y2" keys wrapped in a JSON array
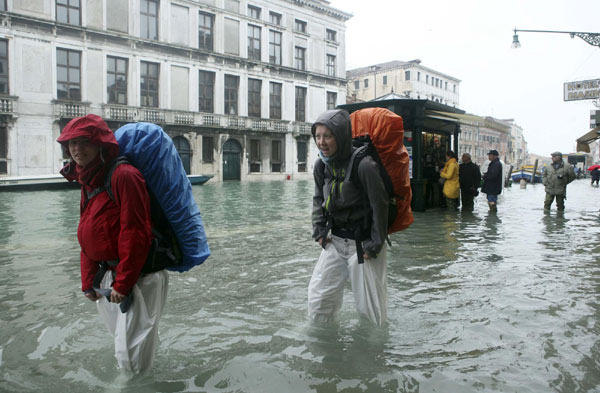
[
  {"x1": 344, "y1": 145, "x2": 367, "y2": 184},
  {"x1": 102, "y1": 156, "x2": 130, "y2": 201},
  {"x1": 83, "y1": 157, "x2": 130, "y2": 208},
  {"x1": 348, "y1": 142, "x2": 394, "y2": 250}
]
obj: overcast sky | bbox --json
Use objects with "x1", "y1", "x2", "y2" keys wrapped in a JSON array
[{"x1": 327, "y1": 0, "x2": 600, "y2": 156}]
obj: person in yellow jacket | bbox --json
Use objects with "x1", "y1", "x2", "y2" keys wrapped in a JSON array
[{"x1": 440, "y1": 150, "x2": 460, "y2": 209}]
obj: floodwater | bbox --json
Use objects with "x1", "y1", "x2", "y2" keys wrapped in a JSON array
[{"x1": 1, "y1": 179, "x2": 599, "y2": 393}]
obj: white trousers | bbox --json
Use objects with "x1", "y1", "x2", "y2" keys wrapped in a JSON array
[
  {"x1": 96, "y1": 270, "x2": 169, "y2": 373},
  {"x1": 308, "y1": 235, "x2": 388, "y2": 326}
]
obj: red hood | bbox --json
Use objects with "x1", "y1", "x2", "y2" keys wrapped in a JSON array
[{"x1": 57, "y1": 114, "x2": 119, "y2": 182}]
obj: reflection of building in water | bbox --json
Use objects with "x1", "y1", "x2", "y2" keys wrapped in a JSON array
[{"x1": 0, "y1": 0, "x2": 351, "y2": 182}]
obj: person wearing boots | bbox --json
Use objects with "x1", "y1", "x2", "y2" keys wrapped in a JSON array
[
  {"x1": 459, "y1": 153, "x2": 481, "y2": 211},
  {"x1": 590, "y1": 167, "x2": 600, "y2": 186},
  {"x1": 542, "y1": 151, "x2": 576, "y2": 211},
  {"x1": 481, "y1": 150, "x2": 502, "y2": 212}
]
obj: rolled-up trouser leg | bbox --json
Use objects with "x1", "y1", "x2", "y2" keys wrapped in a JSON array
[
  {"x1": 308, "y1": 236, "x2": 350, "y2": 323},
  {"x1": 96, "y1": 270, "x2": 169, "y2": 373},
  {"x1": 349, "y1": 246, "x2": 388, "y2": 326}
]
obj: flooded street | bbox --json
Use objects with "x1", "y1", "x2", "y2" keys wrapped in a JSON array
[{"x1": 1, "y1": 179, "x2": 599, "y2": 392}]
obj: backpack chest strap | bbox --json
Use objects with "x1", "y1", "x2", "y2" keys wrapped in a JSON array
[{"x1": 82, "y1": 157, "x2": 130, "y2": 208}]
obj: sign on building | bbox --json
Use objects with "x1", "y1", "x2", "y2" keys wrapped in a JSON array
[{"x1": 564, "y1": 78, "x2": 600, "y2": 101}]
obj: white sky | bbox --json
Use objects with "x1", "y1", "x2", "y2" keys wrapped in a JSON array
[{"x1": 327, "y1": 0, "x2": 600, "y2": 156}]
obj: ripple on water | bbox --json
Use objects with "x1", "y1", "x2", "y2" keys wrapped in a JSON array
[{"x1": 1, "y1": 181, "x2": 600, "y2": 392}]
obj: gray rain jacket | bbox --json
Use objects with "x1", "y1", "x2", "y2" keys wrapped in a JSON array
[
  {"x1": 542, "y1": 160, "x2": 576, "y2": 196},
  {"x1": 311, "y1": 109, "x2": 389, "y2": 257}
]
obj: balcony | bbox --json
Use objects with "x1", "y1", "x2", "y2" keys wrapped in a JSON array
[
  {"x1": 101, "y1": 104, "x2": 310, "y2": 134},
  {"x1": 293, "y1": 122, "x2": 312, "y2": 135},
  {"x1": 52, "y1": 100, "x2": 90, "y2": 119},
  {"x1": 0, "y1": 95, "x2": 18, "y2": 117}
]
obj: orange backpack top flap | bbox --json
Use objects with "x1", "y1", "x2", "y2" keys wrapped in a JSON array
[{"x1": 350, "y1": 107, "x2": 414, "y2": 233}]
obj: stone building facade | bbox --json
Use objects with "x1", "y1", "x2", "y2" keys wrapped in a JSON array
[
  {"x1": 502, "y1": 118, "x2": 527, "y2": 170},
  {"x1": 458, "y1": 116, "x2": 511, "y2": 166},
  {"x1": 0, "y1": 0, "x2": 350, "y2": 181},
  {"x1": 346, "y1": 59, "x2": 460, "y2": 108}
]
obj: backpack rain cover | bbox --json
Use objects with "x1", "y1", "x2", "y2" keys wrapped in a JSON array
[{"x1": 114, "y1": 122, "x2": 210, "y2": 272}]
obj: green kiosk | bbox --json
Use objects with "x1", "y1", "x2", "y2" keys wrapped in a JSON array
[{"x1": 339, "y1": 98, "x2": 465, "y2": 212}]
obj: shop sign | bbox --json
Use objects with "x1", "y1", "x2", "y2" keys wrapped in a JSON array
[{"x1": 564, "y1": 78, "x2": 600, "y2": 101}]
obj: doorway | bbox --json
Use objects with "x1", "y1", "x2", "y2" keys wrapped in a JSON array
[
  {"x1": 173, "y1": 136, "x2": 192, "y2": 174},
  {"x1": 222, "y1": 139, "x2": 242, "y2": 181}
]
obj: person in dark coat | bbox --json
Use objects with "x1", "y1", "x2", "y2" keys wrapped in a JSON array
[
  {"x1": 459, "y1": 153, "x2": 481, "y2": 211},
  {"x1": 481, "y1": 149, "x2": 502, "y2": 212},
  {"x1": 591, "y1": 168, "x2": 600, "y2": 186}
]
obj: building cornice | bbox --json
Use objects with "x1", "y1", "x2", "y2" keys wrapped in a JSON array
[
  {"x1": 348, "y1": 60, "x2": 461, "y2": 83},
  {"x1": 289, "y1": 0, "x2": 352, "y2": 21}
]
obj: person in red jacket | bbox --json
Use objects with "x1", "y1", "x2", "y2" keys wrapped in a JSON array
[{"x1": 57, "y1": 114, "x2": 168, "y2": 373}]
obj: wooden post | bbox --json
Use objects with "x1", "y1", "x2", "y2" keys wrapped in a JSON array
[
  {"x1": 505, "y1": 164, "x2": 513, "y2": 187},
  {"x1": 531, "y1": 159, "x2": 539, "y2": 184}
]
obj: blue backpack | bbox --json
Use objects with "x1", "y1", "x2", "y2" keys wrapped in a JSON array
[{"x1": 112, "y1": 122, "x2": 210, "y2": 272}]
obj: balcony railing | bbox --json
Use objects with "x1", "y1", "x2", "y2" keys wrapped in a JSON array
[
  {"x1": 101, "y1": 104, "x2": 311, "y2": 134},
  {"x1": 293, "y1": 122, "x2": 312, "y2": 135},
  {"x1": 0, "y1": 96, "x2": 17, "y2": 116},
  {"x1": 105, "y1": 105, "x2": 135, "y2": 121},
  {"x1": 142, "y1": 109, "x2": 166, "y2": 123},
  {"x1": 53, "y1": 100, "x2": 90, "y2": 119}
]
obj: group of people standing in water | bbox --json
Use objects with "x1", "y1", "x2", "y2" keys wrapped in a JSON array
[
  {"x1": 438, "y1": 149, "x2": 502, "y2": 212},
  {"x1": 64, "y1": 109, "x2": 574, "y2": 375}
]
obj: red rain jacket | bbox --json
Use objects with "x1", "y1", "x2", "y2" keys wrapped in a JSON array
[{"x1": 57, "y1": 115, "x2": 152, "y2": 295}]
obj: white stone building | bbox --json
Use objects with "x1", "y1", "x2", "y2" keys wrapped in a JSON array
[
  {"x1": 501, "y1": 118, "x2": 527, "y2": 169},
  {"x1": 346, "y1": 59, "x2": 460, "y2": 107},
  {"x1": 0, "y1": 0, "x2": 350, "y2": 181}
]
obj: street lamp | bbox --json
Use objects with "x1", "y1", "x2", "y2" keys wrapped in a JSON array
[{"x1": 511, "y1": 28, "x2": 600, "y2": 48}]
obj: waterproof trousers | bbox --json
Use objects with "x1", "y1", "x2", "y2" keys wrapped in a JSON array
[
  {"x1": 96, "y1": 270, "x2": 169, "y2": 373},
  {"x1": 308, "y1": 235, "x2": 387, "y2": 326},
  {"x1": 544, "y1": 193, "x2": 565, "y2": 211}
]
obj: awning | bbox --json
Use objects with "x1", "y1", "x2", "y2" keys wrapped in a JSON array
[
  {"x1": 575, "y1": 126, "x2": 600, "y2": 153},
  {"x1": 425, "y1": 110, "x2": 486, "y2": 126}
]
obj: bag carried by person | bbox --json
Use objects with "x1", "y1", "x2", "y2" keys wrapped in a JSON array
[
  {"x1": 349, "y1": 107, "x2": 414, "y2": 234},
  {"x1": 112, "y1": 122, "x2": 210, "y2": 273}
]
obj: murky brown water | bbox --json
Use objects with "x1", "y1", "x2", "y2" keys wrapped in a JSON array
[{"x1": 1, "y1": 179, "x2": 599, "y2": 392}]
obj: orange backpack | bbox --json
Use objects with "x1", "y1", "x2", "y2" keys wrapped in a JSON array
[{"x1": 350, "y1": 107, "x2": 414, "y2": 233}]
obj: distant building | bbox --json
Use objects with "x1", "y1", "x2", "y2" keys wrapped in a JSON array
[
  {"x1": 0, "y1": 0, "x2": 350, "y2": 181},
  {"x1": 591, "y1": 140, "x2": 600, "y2": 164},
  {"x1": 458, "y1": 116, "x2": 511, "y2": 166},
  {"x1": 346, "y1": 59, "x2": 460, "y2": 107},
  {"x1": 501, "y1": 119, "x2": 528, "y2": 169}
]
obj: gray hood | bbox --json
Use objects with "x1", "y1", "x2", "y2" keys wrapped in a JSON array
[{"x1": 311, "y1": 109, "x2": 352, "y2": 163}]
